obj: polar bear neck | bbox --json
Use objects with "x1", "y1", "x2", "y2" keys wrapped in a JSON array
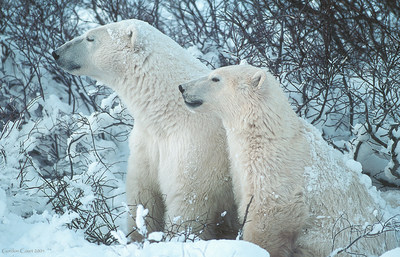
[
  {"x1": 224, "y1": 88, "x2": 301, "y2": 141},
  {"x1": 112, "y1": 35, "x2": 209, "y2": 137},
  {"x1": 223, "y1": 91, "x2": 308, "y2": 206},
  {"x1": 117, "y1": 68, "x2": 205, "y2": 136}
]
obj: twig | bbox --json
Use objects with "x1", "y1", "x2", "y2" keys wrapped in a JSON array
[{"x1": 238, "y1": 195, "x2": 254, "y2": 240}]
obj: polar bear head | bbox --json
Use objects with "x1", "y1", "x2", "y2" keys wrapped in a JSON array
[
  {"x1": 53, "y1": 20, "x2": 151, "y2": 87},
  {"x1": 179, "y1": 65, "x2": 273, "y2": 118}
]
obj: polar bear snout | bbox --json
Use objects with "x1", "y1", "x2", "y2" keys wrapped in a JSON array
[
  {"x1": 53, "y1": 40, "x2": 86, "y2": 75},
  {"x1": 179, "y1": 83, "x2": 204, "y2": 108},
  {"x1": 178, "y1": 84, "x2": 185, "y2": 93}
]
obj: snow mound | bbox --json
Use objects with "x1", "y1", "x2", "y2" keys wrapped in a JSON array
[
  {"x1": 380, "y1": 247, "x2": 400, "y2": 257},
  {"x1": 0, "y1": 195, "x2": 269, "y2": 257},
  {"x1": 137, "y1": 240, "x2": 269, "y2": 257}
]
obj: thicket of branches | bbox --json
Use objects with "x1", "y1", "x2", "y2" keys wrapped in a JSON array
[
  {"x1": 166, "y1": 0, "x2": 400, "y2": 187},
  {"x1": 1, "y1": 0, "x2": 399, "y2": 246}
]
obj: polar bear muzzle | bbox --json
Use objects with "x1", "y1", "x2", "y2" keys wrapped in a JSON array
[
  {"x1": 52, "y1": 36, "x2": 88, "y2": 75},
  {"x1": 179, "y1": 84, "x2": 204, "y2": 108},
  {"x1": 184, "y1": 99, "x2": 203, "y2": 108},
  {"x1": 52, "y1": 48, "x2": 82, "y2": 72}
]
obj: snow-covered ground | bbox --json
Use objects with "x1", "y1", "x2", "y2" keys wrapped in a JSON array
[
  {"x1": 0, "y1": 209, "x2": 268, "y2": 257},
  {"x1": 0, "y1": 182, "x2": 269, "y2": 257},
  {"x1": 380, "y1": 248, "x2": 400, "y2": 257},
  {"x1": 0, "y1": 165, "x2": 399, "y2": 257}
]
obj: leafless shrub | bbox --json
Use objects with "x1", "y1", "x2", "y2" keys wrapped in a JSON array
[
  {"x1": 38, "y1": 168, "x2": 124, "y2": 245},
  {"x1": 167, "y1": 0, "x2": 400, "y2": 187},
  {"x1": 35, "y1": 96, "x2": 131, "y2": 244},
  {"x1": 330, "y1": 213, "x2": 400, "y2": 256},
  {"x1": 85, "y1": 0, "x2": 163, "y2": 29}
]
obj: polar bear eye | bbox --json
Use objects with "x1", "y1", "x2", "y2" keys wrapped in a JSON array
[
  {"x1": 86, "y1": 36, "x2": 94, "y2": 42},
  {"x1": 211, "y1": 77, "x2": 220, "y2": 82}
]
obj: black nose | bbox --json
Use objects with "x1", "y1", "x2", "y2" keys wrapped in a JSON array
[
  {"x1": 52, "y1": 51, "x2": 60, "y2": 60},
  {"x1": 178, "y1": 84, "x2": 185, "y2": 93}
]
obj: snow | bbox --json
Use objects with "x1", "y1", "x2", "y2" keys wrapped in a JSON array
[
  {"x1": 0, "y1": 205, "x2": 269, "y2": 257},
  {"x1": 147, "y1": 232, "x2": 164, "y2": 242},
  {"x1": 369, "y1": 223, "x2": 384, "y2": 235},
  {"x1": 187, "y1": 45, "x2": 204, "y2": 60},
  {"x1": 137, "y1": 240, "x2": 269, "y2": 257},
  {"x1": 1, "y1": 168, "x2": 267, "y2": 257},
  {"x1": 135, "y1": 204, "x2": 149, "y2": 237},
  {"x1": 380, "y1": 248, "x2": 400, "y2": 257},
  {"x1": 350, "y1": 123, "x2": 400, "y2": 187},
  {"x1": 345, "y1": 158, "x2": 363, "y2": 173},
  {"x1": 393, "y1": 128, "x2": 400, "y2": 138},
  {"x1": 239, "y1": 59, "x2": 248, "y2": 65},
  {"x1": 328, "y1": 247, "x2": 344, "y2": 257},
  {"x1": 111, "y1": 230, "x2": 128, "y2": 245}
]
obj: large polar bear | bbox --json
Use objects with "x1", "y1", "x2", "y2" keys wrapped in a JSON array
[
  {"x1": 179, "y1": 64, "x2": 399, "y2": 256},
  {"x1": 52, "y1": 19, "x2": 239, "y2": 240}
]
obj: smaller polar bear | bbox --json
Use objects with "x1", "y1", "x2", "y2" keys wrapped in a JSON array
[{"x1": 179, "y1": 64, "x2": 398, "y2": 257}]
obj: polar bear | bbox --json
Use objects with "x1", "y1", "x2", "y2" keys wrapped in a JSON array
[
  {"x1": 52, "y1": 19, "x2": 238, "y2": 241},
  {"x1": 179, "y1": 64, "x2": 398, "y2": 256}
]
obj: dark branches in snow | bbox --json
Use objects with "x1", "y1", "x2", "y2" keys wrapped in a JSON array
[
  {"x1": 167, "y1": 0, "x2": 400, "y2": 186},
  {"x1": 330, "y1": 213, "x2": 400, "y2": 256}
]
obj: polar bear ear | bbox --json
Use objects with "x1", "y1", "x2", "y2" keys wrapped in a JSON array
[
  {"x1": 251, "y1": 70, "x2": 267, "y2": 89},
  {"x1": 127, "y1": 26, "x2": 144, "y2": 52}
]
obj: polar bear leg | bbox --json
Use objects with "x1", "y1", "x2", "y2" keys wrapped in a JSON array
[
  {"x1": 162, "y1": 191, "x2": 217, "y2": 240},
  {"x1": 241, "y1": 197, "x2": 306, "y2": 257},
  {"x1": 244, "y1": 213, "x2": 296, "y2": 257},
  {"x1": 160, "y1": 172, "x2": 238, "y2": 240},
  {"x1": 126, "y1": 128, "x2": 164, "y2": 241},
  {"x1": 156, "y1": 132, "x2": 238, "y2": 240}
]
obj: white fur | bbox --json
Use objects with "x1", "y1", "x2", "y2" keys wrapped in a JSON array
[
  {"x1": 54, "y1": 19, "x2": 239, "y2": 240},
  {"x1": 180, "y1": 65, "x2": 399, "y2": 256}
]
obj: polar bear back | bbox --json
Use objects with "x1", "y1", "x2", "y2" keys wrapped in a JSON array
[{"x1": 300, "y1": 121, "x2": 398, "y2": 255}]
